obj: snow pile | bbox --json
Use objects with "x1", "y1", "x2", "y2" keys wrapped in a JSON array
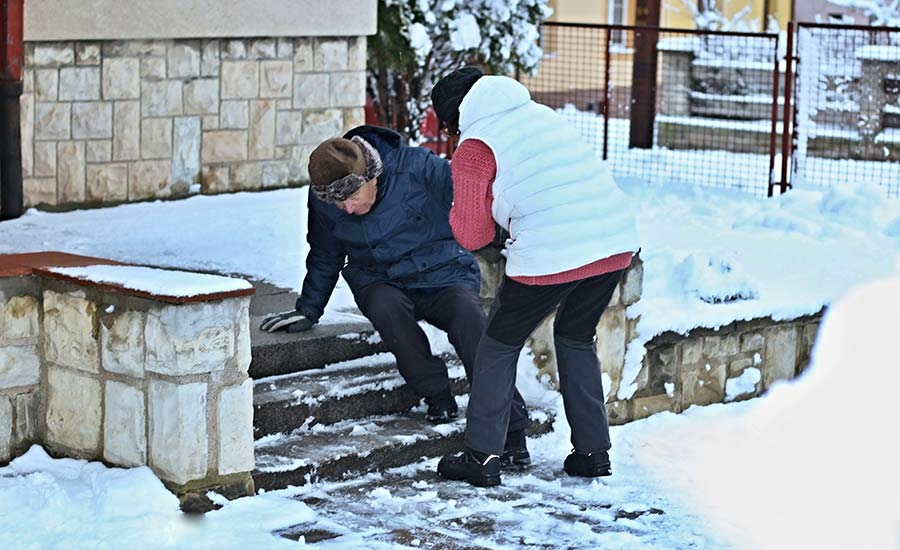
[
  {"x1": 0, "y1": 447, "x2": 314, "y2": 549},
  {"x1": 673, "y1": 251, "x2": 759, "y2": 304},
  {"x1": 631, "y1": 263, "x2": 900, "y2": 550},
  {"x1": 47, "y1": 264, "x2": 252, "y2": 298}
]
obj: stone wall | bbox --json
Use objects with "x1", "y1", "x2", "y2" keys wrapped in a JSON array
[
  {"x1": 20, "y1": 36, "x2": 367, "y2": 208},
  {"x1": 0, "y1": 267, "x2": 255, "y2": 503}
]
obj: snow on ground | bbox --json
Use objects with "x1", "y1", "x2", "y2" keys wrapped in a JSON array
[{"x1": 46, "y1": 264, "x2": 252, "y2": 297}]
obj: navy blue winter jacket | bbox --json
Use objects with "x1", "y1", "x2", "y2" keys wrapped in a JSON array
[{"x1": 296, "y1": 125, "x2": 481, "y2": 321}]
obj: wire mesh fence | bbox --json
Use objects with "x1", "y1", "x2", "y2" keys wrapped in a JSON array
[
  {"x1": 519, "y1": 22, "x2": 782, "y2": 197},
  {"x1": 788, "y1": 23, "x2": 900, "y2": 198}
]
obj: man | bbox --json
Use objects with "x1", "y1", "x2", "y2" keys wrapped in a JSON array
[{"x1": 260, "y1": 126, "x2": 530, "y2": 462}]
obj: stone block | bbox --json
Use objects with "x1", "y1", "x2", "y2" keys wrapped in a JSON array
[
  {"x1": 141, "y1": 118, "x2": 173, "y2": 159},
  {"x1": 0, "y1": 345, "x2": 40, "y2": 389},
  {"x1": 681, "y1": 339, "x2": 703, "y2": 365},
  {"x1": 76, "y1": 43, "x2": 101, "y2": 65},
  {"x1": 102, "y1": 58, "x2": 140, "y2": 100},
  {"x1": 72, "y1": 102, "x2": 113, "y2": 139},
  {"x1": 201, "y1": 165, "x2": 229, "y2": 193},
  {"x1": 59, "y1": 67, "x2": 100, "y2": 100},
  {"x1": 33, "y1": 43, "x2": 75, "y2": 67},
  {"x1": 293, "y1": 73, "x2": 329, "y2": 109},
  {"x1": 249, "y1": 100, "x2": 276, "y2": 160},
  {"x1": 104, "y1": 381, "x2": 147, "y2": 467},
  {"x1": 34, "y1": 142, "x2": 57, "y2": 177},
  {"x1": 85, "y1": 140, "x2": 112, "y2": 163},
  {"x1": 596, "y1": 307, "x2": 626, "y2": 400},
  {"x1": 763, "y1": 325, "x2": 798, "y2": 389},
  {"x1": 342, "y1": 107, "x2": 365, "y2": 134},
  {"x1": 330, "y1": 71, "x2": 365, "y2": 107},
  {"x1": 145, "y1": 301, "x2": 241, "y2": 376},
  {"x1": 141, "y1": 58, "x2": 166, "y2": 80},
  {"x1": 249, "y1": 39, "x2": 277, "y2": 60},
  {"x1": 13, "y1": 392, "x2": 39, "y2": 448},
  {"x1": 100, "y1": 310, "x2": 145, "y2": 377},
  {"x1": 221, "y1": 61, "x2": 259, "y2": 99},
  {"x1": 103, "y1": 40, "x2": 166, "y2": 58},
  {"x1": 202, "y1": 115, "x2": 219, "y2": 130},
  {"x1": 315, "y1": 39, "x2": 348, "y2": 71},
  {"x1": 293, "y1": 39, "x2": 313, "y2": 71},
  {"x1": 86, "y1": 163, "x2": 128, "y2": 203},
  {"x1": 235, "y1": 303, "x2": 251, "y2": 373},
  {"x1": 261, "y1": 161, "x2": 289, "y2": 188},
  {"x1": 260, "y1": 61, "x2": 292, "y2": 99},
  {"x1": 681, "y1": 361, "x2": 727, "y2": 407},
  {"x1": 220, "y1": 101, "x2": 249, "y2": 129},
  {"x1": 634, "y1": 345, "x2": 678, "y2": 398},
  {"x1": 148, "y1": 379, "x2": 208, "y2": 485},
  {"x1": 275, "y1": 111, "x2": 302, "y2": 146},
  {"x1": 43, "y1": 289, "x2": 99, "y2": 372},
  {"x1": 621, "y1": 257, "x2": 643, "y2": 305},
  {"x1": 631, "y1": 393, "x2": 679, "y2": 421},
  {"x1": 741, "y1": 332, "x2": 764, "y2": 352},
  {"x1": 113, "y1": 100, "x2": 140, "y2": 161},
  {"x1": 729, "y1": 357, "x2": 753, "y2": 376},
  {"x1": 57, "y1": 141, "x2": 87, "y2": 203},
  {"x1": 20, "y1": 95, "x2": 33, "y2": 178},
  {"x1": 348, "y1": 37, "x2": 367, "y2": 71},
  {"x1": 231, "y1": 162, "x2": 262, "y2": 190},
  {"x1": 46, "y1": 368, "x2": 102, "y2": 454},
  {"x1": 129, "y1": 160, "x2": 174, "y2": 200},
  {"x1": 202, "y1": 130, "x2": 248, "y2": 163},
  {"x1": 22, "y1": 69, "x2": 33, "y2": 93},
  {"x1": 142, "y1": 80, "x2": 183, "y2": 117},
  {"x1": 34, "y1": 69, "x2": 59, "y2": 101},
  {"x1": 288, "y1": 144, "x2": 316, "y2": 182},
  {"x1": 168, "y1": 42, "x2": 201, "y2": 79},
  {"x1": 0, "y1": 397, "x2": 10, "y2": 463},
  {"x1": 35, "y1": 102, "x2": 71, "y2": 140},
  {"x1": 201, "y1": 40, "x2": 220, "y2": 77},
  {"x1": 606, "y1": 400, "x2": 632, "y2": 425},
  {"x1": 217, "y1": 379, "x2": 255, "y2": 475},
  {"x1": 276, "y1": 38, "x2": 293, "y2": 59},
  {"x1": 223, "y1": 40, "x2": 247, "y2": 60},
  {"x1": 184, "y1": 78, "x2": 219, "y2": 115},
  {"x1": 172, "y1": 117, "x2": 201, "y2": 187},
  {"x1": 23, "y1": 178, "x2": 57, "y2": 206},
  {"x1": 299, "y1": 109, "x2": 342, "y2": 144},
  {"x1": 1, "y1": 295, "x2": 40, "y2": 340}
]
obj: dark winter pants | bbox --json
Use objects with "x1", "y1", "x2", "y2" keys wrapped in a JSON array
[
  {"x1": 464, "y1": 269, "x2": 625, "y2": 456},
  {"x1": 359, "y1": 283, "x2": 530, "y2": 433}
]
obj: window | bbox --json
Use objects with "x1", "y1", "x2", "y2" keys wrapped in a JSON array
[{"x1": 608, "y1": 0, "x2": 628, "y2": 46}]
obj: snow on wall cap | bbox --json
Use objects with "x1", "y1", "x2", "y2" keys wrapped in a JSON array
[
  {"x1": 458, "y1": 75, "x2": 531, "y2": 133},
  {"x1": 855, "y1": 45, "x2": 900, "y2": 62},
  {"x1": 40, "y1": 265, "x2": 254, "y2": 304}
]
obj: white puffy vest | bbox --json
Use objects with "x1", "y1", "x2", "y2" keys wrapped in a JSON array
[{"x1": 458, "y1": 76, "x2": 640, "y2": 277}]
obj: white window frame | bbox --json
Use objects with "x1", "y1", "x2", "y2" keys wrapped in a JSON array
[{"x1": 608, "y1": 0, "x2": 628, "y2": 47}]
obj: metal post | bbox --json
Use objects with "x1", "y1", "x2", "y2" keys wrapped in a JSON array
[
  {"x1": 779, "y1": 21, "x2": 796, "y2": 195},
  {"x1": 602, "y1": 28, "x2": 611, "y2": 161},
  {"x1": 0, "y1": 0, "x2": 24, "y2": 220},
  {"x1": 629, "y1": 0, "x2": 661, "y2": 149},
  {"x1": 767, "y1": 34, "x2": 781, "y2": 197}
]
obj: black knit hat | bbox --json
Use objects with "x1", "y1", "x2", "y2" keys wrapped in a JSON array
[{"x1": 431, "y1": 66, "x2": 484, "y2": 125}]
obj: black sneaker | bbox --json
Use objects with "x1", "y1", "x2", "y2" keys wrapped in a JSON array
[
  {"x1": 424, "y1": 388, "x2": 458, "y2": 424},
  {"x1": 499, "y1": 429, "x2": 531, "y2": 469},
  {"x1": 563, "y1": 450, "x2": 612, "y2": 478},
  {"x1": 437, "y1": 448, "x2": 501, "y2": 487}
]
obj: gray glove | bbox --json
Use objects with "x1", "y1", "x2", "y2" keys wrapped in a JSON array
[{"x1": 259, "y1": 310, "x2": 316, "y2": 333}]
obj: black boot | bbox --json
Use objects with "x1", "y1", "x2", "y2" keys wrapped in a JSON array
[
  {"x1": 499, "y1": 429, "x2": 531, "y2": 469},
  {"x1": 424, "y1": 387, "x2": 458, "y2": 424},
  {"x1": 437, "y1": 447, "x2": 501, "y2": 487},
  {"x1": 563, "y1": 450, "x2": 612, "y2": 478}
]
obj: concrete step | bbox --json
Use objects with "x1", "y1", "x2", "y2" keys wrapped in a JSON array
[
  {"x1": 253, "y1": 353, "x2": 466, "y2": 438},
  {"x1": 252, "y1": 405, "x2": 556, "y2": 492},
  {"x1": 249, "y1": 317, "x2": 387, "y2": 378}
]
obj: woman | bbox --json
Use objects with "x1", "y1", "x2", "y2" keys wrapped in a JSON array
[{"x1": 431, "y1": 67, "x2": 640, "y2": 487}]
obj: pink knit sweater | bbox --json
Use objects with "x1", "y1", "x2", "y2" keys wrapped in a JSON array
[{"x1": 449, "y1": 139, "x2": 633, "y2": 285}]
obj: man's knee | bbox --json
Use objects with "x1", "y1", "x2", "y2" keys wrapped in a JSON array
[{"x1": 362, "y1": 285, "x2": 412, "y2": 327}]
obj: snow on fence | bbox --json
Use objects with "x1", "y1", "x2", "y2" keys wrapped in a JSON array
[{"x1": 0, "y1": 252, "x2": 255, "y2": 509}]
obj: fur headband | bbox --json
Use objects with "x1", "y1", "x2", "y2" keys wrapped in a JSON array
[{"x1": 311, "y1": 137, "x2": 383, "y2": 203}]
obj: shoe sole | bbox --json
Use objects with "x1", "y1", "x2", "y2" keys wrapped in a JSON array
[
  {"x1": 426, "y1": 413, "x2": 459, "y2": 424},
  {"x1": 499, "y1": 457, "x2": 532, "y2": 470},
  {"x1": 565, "y1": 466, "x2": 612, "y2": 478},
  {"x1": 438, "y1": 470, "x2": 501, "y2": 487}
]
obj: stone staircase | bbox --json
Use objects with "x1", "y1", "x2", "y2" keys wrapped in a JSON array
[{"x1": 247, "y1": 281, "x2": 555, "y2": 491}]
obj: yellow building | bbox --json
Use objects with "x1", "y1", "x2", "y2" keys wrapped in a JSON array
[{"x1": 546, "y1": 0, "x2": 795, "y2": 31}]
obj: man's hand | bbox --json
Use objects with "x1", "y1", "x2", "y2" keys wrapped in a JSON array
[{"x1": 259, "y1": 310, "x2": 316, "y2": 333}]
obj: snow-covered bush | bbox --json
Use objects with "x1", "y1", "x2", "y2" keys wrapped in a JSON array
[
  {"x1": 671, "y1": 0, "x2": 755, "y2": 32},
  {"x1": 827, "y1": 0, "x2": 900, "y2": 26},
  {"x1": 368, "y1": 0, "x2": 552, "y2": 140}
]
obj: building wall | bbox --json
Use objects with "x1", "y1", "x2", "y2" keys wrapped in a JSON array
[{"x1": 19, "y1": 1, "x2": 376, "y2": 209}]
